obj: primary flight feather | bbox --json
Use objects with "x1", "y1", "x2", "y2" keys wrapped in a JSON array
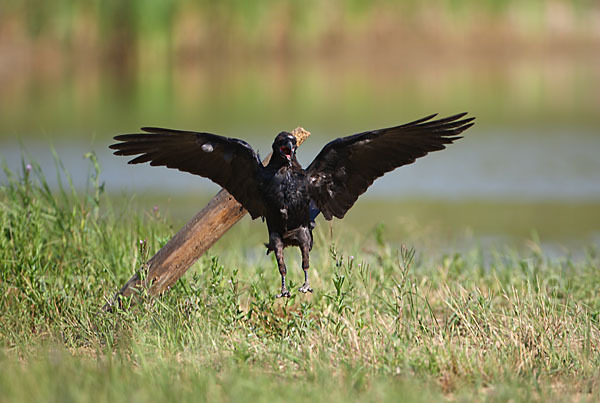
[{"x1": 110, "y1": 112, "x2": 475, "y2": 297}]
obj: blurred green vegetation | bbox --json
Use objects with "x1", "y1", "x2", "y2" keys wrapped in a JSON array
[
  {"x1": 2, "y1": 0, "x2": 599, "y2": 138},
  {"x1": 3, "y1": 0, "x2": 598, "y2": 46},
  {"x1": 120, "y1": 191, "x2": 600, "y2": 251},
  {"x1": 2, "y1": 54, "x2": 599, "y2": 138}
]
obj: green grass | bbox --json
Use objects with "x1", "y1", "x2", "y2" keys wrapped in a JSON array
[{"x1": 2, "y1": 156, "x2": 600, "y2": 402}]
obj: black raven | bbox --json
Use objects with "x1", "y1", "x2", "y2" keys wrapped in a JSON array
[{"x1": 110, "y1": 113, "x2": 474, "y2": 297}]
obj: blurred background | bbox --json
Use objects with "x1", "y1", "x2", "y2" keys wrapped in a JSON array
[{"x1": 1, "y1": 0, "x2": 599, "y2": 252}]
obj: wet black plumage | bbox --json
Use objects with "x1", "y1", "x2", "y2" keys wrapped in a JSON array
[{"x1": 110, "y1": 113, "x2": 475, "y2": 297}]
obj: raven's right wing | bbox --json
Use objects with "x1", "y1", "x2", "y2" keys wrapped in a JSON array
[
  {"x1": 306, "y1": 113, "x2": 475, "y2": 220},
  {"x1": 110, "y1": 127, "x2": 266, "y2": 219}
]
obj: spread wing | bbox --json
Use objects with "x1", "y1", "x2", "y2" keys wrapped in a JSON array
[
  {"x1": 305, "y1": 113, "x2": 475, "y2": 220},
  {"x1": 110, "y1": 127, "x2": 266, "y2": 219}
]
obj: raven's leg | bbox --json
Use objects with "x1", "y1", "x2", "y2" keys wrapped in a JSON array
[
  {"x1": 298, "y1": 242, "x2": 313, "y2": 294},
  {"x1": 272, "y1": 235, "x2": 291, "y2": 298}
]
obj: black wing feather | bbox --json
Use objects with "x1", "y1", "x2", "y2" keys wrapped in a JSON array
[
  {"x1": 110, "y1": 127, "x2": 266, "y2": 218},
  {"x1": 306, "y1": 113, "x2": 475, "y2": 220}
]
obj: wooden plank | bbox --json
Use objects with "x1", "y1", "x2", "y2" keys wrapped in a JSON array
[{"x1": 103, "y1": 127, "x2": 311, "y2": 310}]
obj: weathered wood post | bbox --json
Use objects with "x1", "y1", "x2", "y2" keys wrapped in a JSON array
[{"x1": 103, "y1": 127, "x2": 311, "y2": 310}]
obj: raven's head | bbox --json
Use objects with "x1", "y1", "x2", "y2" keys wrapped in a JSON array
[{"x1": 272, "y1": 131, "x2": 297, "y2": 163}]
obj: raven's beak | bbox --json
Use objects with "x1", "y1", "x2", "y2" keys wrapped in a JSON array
[{"x1": 279, "y1": 139, "x2": 295, "y2": 161}]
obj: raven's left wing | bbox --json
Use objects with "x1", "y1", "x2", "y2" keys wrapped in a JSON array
[
  {"x1": 305, "y1": 113, "x2": 475, "y2": 220},
  {"x1": 110, "y1": 127, "x2": 266, "y2": 219}
]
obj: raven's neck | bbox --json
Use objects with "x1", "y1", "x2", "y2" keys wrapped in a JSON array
[{"x1": 267, "y1": 154, "x2": 303, "y2": 171}]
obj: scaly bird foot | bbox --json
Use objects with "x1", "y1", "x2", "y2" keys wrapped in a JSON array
[
  {"x1": 276, "y1": 288, "x2": 292, "y2": 298},
  {"x1": 298, "y1": 282, "x2": 313, "y2": 293}
]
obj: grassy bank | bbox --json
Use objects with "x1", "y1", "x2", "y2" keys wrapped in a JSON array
[{"x1": 1, "y1": 157, "x2": 600, "y2": 401}]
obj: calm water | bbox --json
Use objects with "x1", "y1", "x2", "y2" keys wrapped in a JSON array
[
  {"x1": 2, "y1": 127, "x2": 600, "y2": 201},
  {"x1": 1, "y1": 55, "x2": 600, "y2": 241}
]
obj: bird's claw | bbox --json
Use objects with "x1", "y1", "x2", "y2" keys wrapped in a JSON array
[
  {"x1": 276, "y1": 289, "x2": 291, "y2": 298},
  {"x1": 298, "y1": 283, "x2": 313, "y2": 293}
]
